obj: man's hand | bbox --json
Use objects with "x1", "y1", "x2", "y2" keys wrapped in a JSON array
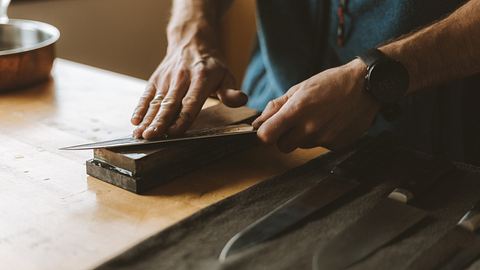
[
  {"x1": 131, "y1": 44, "x2": 247, "y2": 139},
  {"x1": 252, "y1": 59, "x2": 380, "y2": 152},
  {"x1": 130, "y1": 0, "x2": 247, "y2": 139},
  {"x1": 252, "y1": 0, "x2": 480, "y2": 153}
]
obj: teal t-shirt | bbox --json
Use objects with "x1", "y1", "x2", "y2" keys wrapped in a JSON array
[
  {"x1": 242, "y1": 0, "x2": 480, "y2": 163},
  {"x1": 243, "y1": 0, "x2": 464, "y2": 109}
]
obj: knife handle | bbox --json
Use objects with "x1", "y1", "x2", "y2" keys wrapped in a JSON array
[
  {"x1": 458, "y1": 200, "x2": 480, "y2": 232},
  {"x1": 388, "y1": 158, "x2": 454, "y2": 204}
]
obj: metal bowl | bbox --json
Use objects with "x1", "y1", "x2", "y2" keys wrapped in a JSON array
[{"x1": 0, "y1": 19, "x2": 60, "y2": 91}]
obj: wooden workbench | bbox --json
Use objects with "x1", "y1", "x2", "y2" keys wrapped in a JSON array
[{"x1": 0, "y1": 59, "x2": 326, "y2": 270}]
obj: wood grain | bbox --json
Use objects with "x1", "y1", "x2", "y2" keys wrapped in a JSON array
[{"x1": 0, "y1": 59, "x2": 327, "y2": 269}]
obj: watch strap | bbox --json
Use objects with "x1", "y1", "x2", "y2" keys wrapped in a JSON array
[
  {"x1": 358, "y1": 48, "x2": 386, "y2": 67},
  {"x1": 358, "y1": 48, "x2": 407, "y2": 122}
]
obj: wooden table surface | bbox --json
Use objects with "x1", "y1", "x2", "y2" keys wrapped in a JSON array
[{"x1": 0, "y1": 59, "x2": 327, "y2": 270}]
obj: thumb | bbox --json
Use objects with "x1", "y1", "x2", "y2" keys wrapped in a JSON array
[{"x1": 216, "y1": 72, "x2": 248, "y2": 108}]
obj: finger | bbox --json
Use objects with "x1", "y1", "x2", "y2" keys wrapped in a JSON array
[
  {"x1": 256, "y1": 100, "x2": 300, "y2": 145},
  {"x1": 277, "y1": 127, "x2": 307, "y2": 153},
  {"x1": 167, "y1": 72, "x2": 212, "y2": 136},
  {"x1": 133, "y1": 76, "x2": 170, "y2": 138},
  {"x1": 252, "y1": 95, "x2": 289, "y2": 129},
  {"x1": 131, "y1": 82, "x2": 156, "y2": 125},
  {"x1": 143, "y1": 70, "x2": 190, "y2": 139},
  {"x1": 216, "y1": 72, "x2": 248, "y2": 108}
]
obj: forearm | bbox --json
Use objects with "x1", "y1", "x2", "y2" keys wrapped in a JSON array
[
  {"x1": 131, "y1": 0, "x2": 246, "y2": 139},
  {"x1": 381, "y1": 0, "x2": 480, "y2": 94},
  {"x1": 167, "y1": 0, "x2": 232, "y2": 51}
]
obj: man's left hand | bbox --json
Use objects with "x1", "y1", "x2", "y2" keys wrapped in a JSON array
[{"x1": 252, "y1": 59, "x2": 380, "y2": 152}]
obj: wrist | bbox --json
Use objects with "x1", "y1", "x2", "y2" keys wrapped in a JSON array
[
  {"x1": 166, "y1": 19, "x2": 220, "y2": 55},
  {"x1": 167, "y1": 16, "x2": 218, "y2": 44},
  {"x1": 347, "y1": 58, "x2": 382, "y2": 112}
]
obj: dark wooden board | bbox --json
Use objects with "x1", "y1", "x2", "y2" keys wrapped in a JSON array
[{"x1": 96, "y1": 136, "x2": 480, "y2": 270}]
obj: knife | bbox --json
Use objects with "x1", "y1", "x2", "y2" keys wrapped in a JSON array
[
  {"x1": 312, "y1": 157, "x2": 455, "y2": 270},
  {"x1": 218, "y1": 136, "x2": 393, "y2": 262},
  {"x1": 407, "y1": 200, "x2": 480, "y2": 270},
  {"x1": 60, "y1": 124, "x2": 256, "y2": 150},
  {"x1": 218, "y1": 173, "x2": 359, "y2": 262}
]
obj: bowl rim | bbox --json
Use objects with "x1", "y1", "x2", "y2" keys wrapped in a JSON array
[{"x1": 0, "y1": 19, "x2": 60, "y2": 56}]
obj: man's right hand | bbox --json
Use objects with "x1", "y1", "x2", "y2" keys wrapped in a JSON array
[{"x1": 131, "y1": 0, "x2": 247, "y2": 140}]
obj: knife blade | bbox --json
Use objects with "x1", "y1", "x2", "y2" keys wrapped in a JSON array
[
  {"x1": 407, "y1": 200, "x2": 480, "y2": 270},
  {"x1": 60, "y1": 124, "x2": 256, "y2": 150},
  {"x1": 218, "y1": 136, "x2": 394, "y2": 262},
  {"x1": 218, "y1": 173, "x2": 359, "y2": 261},
  {"x1": 313, "y1": 158, "x2": 455, "y2": 270}
]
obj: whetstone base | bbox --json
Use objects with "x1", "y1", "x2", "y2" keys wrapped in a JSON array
[
  {"x1": 86, "y1": 104, "x2": 259, "y2": 194},
  {"x1": 86, "y1": 135, "x2": 257, "y2": 193}
]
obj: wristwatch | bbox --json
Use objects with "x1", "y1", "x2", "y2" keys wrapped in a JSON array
[{"x1": 358, "y1": 48, "x2": 409, "y2": 121}]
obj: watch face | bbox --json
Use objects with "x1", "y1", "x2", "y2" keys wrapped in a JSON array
[{"x1": 367, "y1": 60, "x2": 409, "y2": 104}]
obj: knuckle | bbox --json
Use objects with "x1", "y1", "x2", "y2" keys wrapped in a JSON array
[
  {"x1": 138, "y1": 96, "x2": 149, "y2": 103},
  {"x1": 267, "y1": 98, "x2": 283, "y2": 110},
  {"x1": 195, "y1": 68, "x2": 208, "y2": 80},
  {"x1": 160, "y1": 97, "x2": 179, "y2": 107},
  {"x1": 141, "y1": 84, "x2": 156, "y2": 97},
  {"x1": 182, "y1": 96, "x2": 199, "y2": 108},
  {"x1": 151, "y1": 115, "x2": 167, "y2": 126},
  {"x1": 139, "y1": 96, "x2": 152, "y2": 105},
  {"x1": 192, "y1": 58, "x2": 207, "y2": 67},
  {"x1": 135, "y1": 103, "x2": 147, "y2": 111},
  {"x1": 149, "y1": 94, "x2": 165, "y2": 106},
  {"x1": 142, "y1": 115, "x2": 154, "y2": 123}
]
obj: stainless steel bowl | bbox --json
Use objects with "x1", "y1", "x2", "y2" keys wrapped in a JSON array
[{"x1": 0, "y1": 0, "x2": 60, "y2": 91}]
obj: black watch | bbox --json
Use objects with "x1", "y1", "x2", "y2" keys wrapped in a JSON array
[{"x1": 358, "y1": 48, "x2": 409, "y2": 121}]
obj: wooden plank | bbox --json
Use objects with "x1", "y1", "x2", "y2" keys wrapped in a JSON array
[{"x1": 92, "y1": 104, "x2": 258, "y2": 175}]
